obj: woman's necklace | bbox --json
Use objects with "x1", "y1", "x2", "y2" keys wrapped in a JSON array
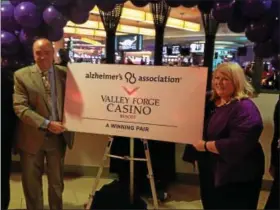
[{"x1": 216, "y1": 98, "x2": 233, "y2": 107}]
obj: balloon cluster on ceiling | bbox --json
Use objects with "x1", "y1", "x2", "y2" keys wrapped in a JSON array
[
  {"x1": 1, "y1": 0, "x2": 279, "y2": 69},
  {"x1": 1, "y1": 0, "x2": 98, "y2": 68},
  {"x1": 211, "y1": 0, "x2": 279, "y2": 59}
]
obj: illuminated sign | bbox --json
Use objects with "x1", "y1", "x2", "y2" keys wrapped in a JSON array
[{"x1": 116, "y1": 35, "x2": 143, "y2": 51}]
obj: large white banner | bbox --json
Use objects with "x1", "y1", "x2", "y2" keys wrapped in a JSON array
[{"x1": 64, "y1": 63, "x2": 207, "y2": 144}]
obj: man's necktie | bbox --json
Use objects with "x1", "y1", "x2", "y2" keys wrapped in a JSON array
[
  {"x1": 41, "y1": 70, "x2": 57, "y2": 121},
  {"x1": 41, "y1": 70, "x2": 51, "y2": 103}
]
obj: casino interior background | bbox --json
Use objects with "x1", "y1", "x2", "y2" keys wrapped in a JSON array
[
  {"x1": 1, "y1": 0, "x2": 279, "y2": 209},
  {"x1": 60, "y1": 1, "x2": 278, "y2": 92}
]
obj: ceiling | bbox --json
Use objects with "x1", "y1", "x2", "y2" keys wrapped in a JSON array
[
  {"x1": 124, "y1": 1, "x2": 201, "y2": 22},
  {"x1": 65, "y1": 1, "x2": 249, "y2": 47}
]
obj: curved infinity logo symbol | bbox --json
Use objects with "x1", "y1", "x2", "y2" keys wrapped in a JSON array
[{"x1": 124, "y1": 72, "x2": 137, "y2": 84}]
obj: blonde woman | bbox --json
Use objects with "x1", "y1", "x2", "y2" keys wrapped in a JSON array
[{"x1": 184, "y1": 62, "x2": 265, "y2": 209}]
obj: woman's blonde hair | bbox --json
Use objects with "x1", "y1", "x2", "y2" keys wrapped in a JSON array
[{"x1": 211, "y1": 62, "x2": 256, "y2": 101}]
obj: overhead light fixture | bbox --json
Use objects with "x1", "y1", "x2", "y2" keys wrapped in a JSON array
[
  {"x1": 64, "y1": 27, "x2": 76, "y2": 34},
  {"x1": 139, "y1": 28, "x2": 155, "y2": 36},
  {"x1": 184, "y1": 21, "x2": 201, "y2": 32},
  {"x1": 121, "y1": 8, "x2": 146, "y2": 21},
  {"x1": 77, "y1": 21, "x2": 99, "y2": 29},
  {"x1": 166, "y1": 17, "x2": 184, "y2": 29},
  {"x1": 66, "y1": 21, "x2": 155, "y2": 36},
  {"x1": 81, "y1": 38, "x2": 104, "y2": 46},
  {"x1": 76, "y1": 28, "x2": 95, "y2": 36},
  {"x1": 90, "y1": 6, "x2": 200, "y2": 32},
  {"x1": 143, "y1": 13, "x2": 154, "y2": 24},
  {"x1": 64, "y1": 27, "x2": 126, "y2": 37},
  {"x1": 94, "y1": 30, "x2": 106, "y2": 37},
  {"x1": 118, "y1": 24, "x2": 139, "y2": 34}
]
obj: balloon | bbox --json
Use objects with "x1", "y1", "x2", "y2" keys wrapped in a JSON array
[
  {"x1": 19, "y1": 28, "x2": 41, "y2": 45},
  {"x1": 9, "y1": 0, "x2": 34, "y2": 6},
  {"x1": 227, "y1": 16, "x2": 247, "y2": 33},
  {"x1": 47, "y1": 27, "x2": 64, "y2": 42},
  {"x1": 272, "y1": 27, "x2": 279, "y2": 54},
  {"x1": 272, "y1": 27, "x2": 279, "y2": 45},
  {"x1": 43, "y1": 5, "x2": 68, "y2": 28},
  {"x1": 270, "y1": 55, "x2": 280, "y2": 69},
  {"x1": 75, "y1": 0, "x2": 96, "y2": 12},
  {"x1": 1, "y1": 56, "x2": 28, "y2": 69},
  {"x1": 182, "y1": 0, "x2": 198, "y2": 8},
  {"x1": 1, "y1": 2, "x2": 15, "y2": 21},
  {"x1": 33, "y1": 0, "x2": 50, "y2": 11},
  {"x1": 14, "y1": 2, "x2": 42, "y2": 28},
  {"x1": 1, "y1": 57, "x2": 14, "y2": 69},
  {"x1": 48, "y1": 0, "x2": 71, "y2": 7},
  {"x1": 263, "y1": 0, "x2": 280, "y2": 22},
  {"x1": 23, "y1": 43, "x2": 34, "y2": 57},
  {"x1": 254, "y1": 40, "x2": 275, "y2": 58},
  {"x1": 130, "y1": 0, "x2": 149, "y2": 7},
  {"x1": 114, "y1": 0, "x2": 127, "y2": 4},
  {"x1": 1, "y1": 31, "x2": 20, "y2": 56},
  {"x1": 245, "y1": 20, "x2": 271, "y2": 43},
  {"x1": 97, "y1": 1, "x2": 116, "y2": 12},
  {"x1": 1, "y1": 2, "x2": 21, "y2": 32},
  {"x1": 13, "y1": 57, "x2": 28, "y2": 69},
  {"x1": 242, "y1": 0, "x2": 272, "y2": 19},
  {"x1": 212, "y1": 0, "x2": 234, "y2": 23},
  {"x1": 198, "y1": 0, "x2": 215, "y2": 14},
  {"x1": 69, "y1": 7, "x2": 89, "y2": 24},
  {"x1": 227, "y1": 0, "x2": 249, "y2": 33},
  {"x1": 165, "y1": 0, "x2": 181, "y2": 7},
  {"x1": 9, "y1": 0, "x2": 22, "y2": 6}
]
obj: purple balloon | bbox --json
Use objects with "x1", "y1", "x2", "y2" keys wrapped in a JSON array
[
  {"x1": 115, "y1": 0, "x2": 127, "y2": 3},
  {"x1": 23, "y1": 43, "x2": 34, "y2": 57},
  {"x1": 1, "y1": 2, "x2": 21, "y2": 32},
  {"x1": 245, "y1": 20, "x2": 271, "y2": 43},
  {"x1": 47, "y1": 27, "x2": 64, "y2": 42},
  {"x1": 212, "y1": 1, "x2": 234, "y2": 23},
  {"x1": 242, "y1": 0, "x2": 272, "y2": 19},
  {"x1": 75, "y1": 0, "x2": 96, "y2": 11},
  {"x1": 48, "y1": 0, "x2": 71, "y2": 7},
  {"x1": 130, "y1": 0, "x2": 149, "y2": 7},
  {"x1": 13, "y1": 57, "x2": 28, "y2": 69},
  {"x1": 1, "y1": 57, "x2": 13, "y2": 68},
  {"x1": 9, "y1": 0, "x2": 22, "y2": 6},
  {"x1": 182, "y1": 0, "x2": 198, "y2": 8},
  {"x1": 1, "y1": 55, "x2": 28, "y2": 69},
  {"x1": 69, "y1": 8, "x2": 89, "y2": 24},
  {"x1": 1, "y1": 2, "x2": 15, "y2": 20},
  {"x1": 43, "y1": 5, "x2": 68, "y2": 28},
  {"x1": 227, "y1": 16, "x2": 247, "y2": 33},
  {"x1": 14, "y1": 2, "x2": 42, "y2": 28},
  {"x1": 198, "y1": 0, "x2": 215, "y2": 14},
  {"x1": 19, "y1": 28, "x2": 41, "y2": 45},
  {"x1": 9, "y1": 0, "x2": 34, "y2": 6},
  {"x1": 165, "y1": 0, "x2": 181, "y2": 7},
  {"x1": 271, "y1": 0, "x2": 280, "y2": 19},
  {"x1": 254, "y1": 40, "x2": 275, "y2": 58},
  {"x1": 1, "y1": 31, "x2": 20, "y2": 56},
  {"x1": 272, "y1": 27, "x2": 279, "y2": 45},
  {"x1": 97, "y1": 1, "x2": 116, "y2": 12},
  {"x1": 270, "y1": 55, "x2": 280, "y2": 69}
]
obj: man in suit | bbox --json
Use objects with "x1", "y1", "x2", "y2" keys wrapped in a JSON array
[{"x1": 13, "y1": 38, "x2": 73, "y2": 210}]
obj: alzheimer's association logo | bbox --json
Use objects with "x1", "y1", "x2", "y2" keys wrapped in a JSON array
[
  {"x1": 123, "y1": 72, "x2": 139, "y2": 95},
  {"x1": 124, "y1": 72, "x2": 137, "y2": 84}
]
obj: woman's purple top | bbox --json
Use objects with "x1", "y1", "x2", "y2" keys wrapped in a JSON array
[{"x1": 207, "y1": 98, "x2": 265, "y2": 187}]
